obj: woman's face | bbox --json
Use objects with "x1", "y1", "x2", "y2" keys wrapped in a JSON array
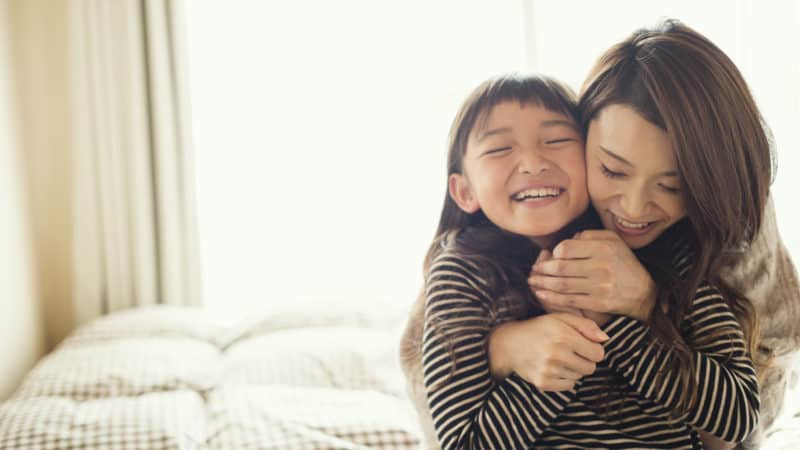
[
  {"x1": 450, "y1": 100, "x2": 589, "y2": 247},
  {"x1": 586, "y1": 104, "x2": 687, "y2": 249}
]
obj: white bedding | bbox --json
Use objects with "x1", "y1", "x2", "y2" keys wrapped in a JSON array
[{"x1": 0, "y1": 305, "x2": 420, "y2": 450}]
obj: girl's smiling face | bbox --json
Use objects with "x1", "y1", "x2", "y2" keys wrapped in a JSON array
[
  {"x1": 586, "y1": 104, "x2": 687, "y2": 249},
  {"x1": 449, "y1": 101, "x2": 589, "y2": 248}
]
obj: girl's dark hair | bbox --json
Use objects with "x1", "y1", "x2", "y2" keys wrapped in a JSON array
[
  {"x1": 421, "y1": 74, "x2": 591, "y2": 387},
  {"x1": 433, "y1": 74, "x2": 582, "y2": 242},
  {"x1": 579, "y1": 19, "x2": 773, "y2": 415}
]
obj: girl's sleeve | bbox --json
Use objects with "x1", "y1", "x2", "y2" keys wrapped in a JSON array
[
  {"x1": 422, "y1": 255, "x2": 572, "y2": 450},
  {"x1": 601, "y1": 285, "x2": 759, "y2": 443}
]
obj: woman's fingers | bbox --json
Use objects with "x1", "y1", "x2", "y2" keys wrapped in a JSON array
[
  {"x1": 535, "y1": 292, "x2": 584, "y2": 315},
  {"x1": 533, "y1": 257, "x2": 595, "y2": 278},
  {"x1": 534, "y1": 249, "x2": 553, "y2": 267},
  {"x1": 552, "y1": 238, "x2": 610, "y2": 259},
  {"x1": 534, "y1": 289, "x2": 592, "y2": 311},
  {"x1": 529, "y1": 274, "x2": 593, "y2": 295},
  {"x1": 573, "y1": 229, "x2": 622, "y2": 241}
]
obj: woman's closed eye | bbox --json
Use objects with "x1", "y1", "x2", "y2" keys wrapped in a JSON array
[
  {"x1": 659, "y1": 184, "x2": 681, "y2": 195},
  {"x1": 601, "y1": 164, "x2": 626, "y2": 179}
]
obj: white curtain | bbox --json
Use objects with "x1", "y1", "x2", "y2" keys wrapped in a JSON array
[{"x1": 70, "y1": 0, "x2": 201, "y2": 325}]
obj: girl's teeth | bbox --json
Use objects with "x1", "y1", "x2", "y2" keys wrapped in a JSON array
[
  {"x1": 514, "y1": 188, "x2": 560, "y2": 200},
  {"x1": 616, "y1": 217, "x2": 650, "y2": 229}
]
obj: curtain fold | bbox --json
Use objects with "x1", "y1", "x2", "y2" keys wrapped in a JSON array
[{"x1": 71, "y1": 0, "x2": 201, "y2": 325}]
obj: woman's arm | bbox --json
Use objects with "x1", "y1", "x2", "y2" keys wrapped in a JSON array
[
  {"x1": 600, "y1": 285, "x2": 759, "y2": 443},
  {"x1": 422, "y1": 254, "x2": 578, "y2": 449}
]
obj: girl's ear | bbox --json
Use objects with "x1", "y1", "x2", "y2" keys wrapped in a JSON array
[{"x1": 449, "y1": 173, "x2": 480, "y2": 213}]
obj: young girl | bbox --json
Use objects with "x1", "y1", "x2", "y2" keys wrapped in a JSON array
[
  {"x1": 401, "y1": 20, "x2": 766, "y2": 449},
  {"x1": 399, "y1": 74, "x2": 613, "y2": 449}
]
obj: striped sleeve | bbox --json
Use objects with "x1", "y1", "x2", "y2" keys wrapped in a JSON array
[
  {"x1": 601, "y1": 285, "x2": 759, "y2": 443},
  {"x1": 421, "y1": 254, "x2": 574, "y2": 449}
]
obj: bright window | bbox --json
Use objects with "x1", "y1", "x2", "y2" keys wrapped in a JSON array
[
  {"x1": 185, "y1": 1, "x2": 800, "y2": 320},
  {"x1": 185, "y1": 0, "x2": 529, "y2": 317}
]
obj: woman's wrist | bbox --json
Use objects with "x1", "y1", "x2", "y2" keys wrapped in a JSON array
[{"x1": 631, "y1": 278, "x2": 658, "y2": 322}]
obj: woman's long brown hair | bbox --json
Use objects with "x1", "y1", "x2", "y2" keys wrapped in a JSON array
[{"x1": 579, "y1": 19, "x2": 774, "y2": 415}]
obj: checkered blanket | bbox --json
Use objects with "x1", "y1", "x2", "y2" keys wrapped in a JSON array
[
  {"x1": 760, "y1": 360, "x2": 800, "y2": 450},
  {"x1": 0, "y1": 306, "x2": 421, "y2": 450}
]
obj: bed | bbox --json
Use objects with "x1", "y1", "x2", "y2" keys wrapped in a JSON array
[
  {"x1": 1, "y1": 305, "x2": 798, "y2": 450},
  {"x1": 0, "y1": 305, "x2": 421, "y2": 450}
]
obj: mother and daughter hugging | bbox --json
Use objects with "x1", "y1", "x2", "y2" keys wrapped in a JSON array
[{"x1": 399, "y1": 20, "x2": 800, "y2": 450}]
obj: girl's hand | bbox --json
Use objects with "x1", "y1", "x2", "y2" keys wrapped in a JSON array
[
  {"x1": 696, "y1": 430, "x2": 736, "y2": 450},
  {"x1": 488, "y1": 313, "x2": 608, "y2": 391},
  {"x1": 528, "y1": 230, "x2": 657, "y2": 322},
  {"x1": 579, "y1": 309, "x2": 614, "y2": 328}
]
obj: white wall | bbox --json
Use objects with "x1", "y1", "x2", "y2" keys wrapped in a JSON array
[
  {"x1": 185, "y1": 0, "x2": 529, "y2": 317},
  {"x1": 0, "y1": 0, "x2": 46, "y2": 401},
  {"x1": 186, "y1": 1, "x2": 799, "y2": 318}
]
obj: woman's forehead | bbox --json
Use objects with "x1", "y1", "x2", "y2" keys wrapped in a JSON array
[{"x1": 590, "y1": 104, "x2": 676, "y2": 170}]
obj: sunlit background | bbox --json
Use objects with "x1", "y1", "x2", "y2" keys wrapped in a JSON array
[
  {"x1": 2, "y1": 0, "x2": 799, "y2": 445},
  {"x1": 185, "y1": 0, "x2": 800, "y2": 316}
]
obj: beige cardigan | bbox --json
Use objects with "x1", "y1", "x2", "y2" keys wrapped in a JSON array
[{"x1": 399, "y1": 197, "x2": 799, "y2": 450}]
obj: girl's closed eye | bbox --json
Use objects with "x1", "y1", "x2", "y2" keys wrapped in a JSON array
[
  {"x1": 600, "y1": 163, "x2": 626, "y2": 179},
  {"x1": 544, "y1": 137, "x2": 576, "y2": 146},
  {"x1": 481, "y1": 146, "x2": 512, "y2": 157}
]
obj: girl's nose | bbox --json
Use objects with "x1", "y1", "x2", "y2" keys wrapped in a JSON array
[{"x1": 517, "y1": 150, "x2": 550, "y2": 175}]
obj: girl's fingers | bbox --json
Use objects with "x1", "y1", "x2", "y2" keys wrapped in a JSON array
[
  {"x1": 552, "y1": 312, "x2": 609, "y2": 343},
  {"x1": 573, "y1": 340, "x2": 605, "y2": 364},
  {"x1": 550, "y1": 366, "x2": 584, "y2": 382},
  {"x1": 535, "y1": 377, "x2": 577, "y2": 392},
  {"x1": 560, "y1": 352, "x2": 598, "y2": 377},
  {"x1": 561, "y1": 327, "x2": 606, "y2": 363}
]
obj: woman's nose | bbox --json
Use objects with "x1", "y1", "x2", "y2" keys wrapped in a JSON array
[{"x1": 619, "y1": 188, "x2": 650, "y2": 218}]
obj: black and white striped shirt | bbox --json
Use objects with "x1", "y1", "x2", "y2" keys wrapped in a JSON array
[{"x1": 421, "y1": 251, "x2": 759, "y2": 450}]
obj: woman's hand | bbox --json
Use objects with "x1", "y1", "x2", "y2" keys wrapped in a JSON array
[
  {"x1": 530, "y1": 250, "x2": 613, "y2": 327},
  {"x1": 488, "y1": 313, "x2": 608, "y2": 391},
  {"x1": 528, "y1": 230, "x2": 657, "y2": 322}
]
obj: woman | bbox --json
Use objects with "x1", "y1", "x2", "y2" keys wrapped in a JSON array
[
  {"x1": 400, "y1": 19, "x2": 798, "y2": 450},
  {"x1": 523, "y1": 19, "x2": 799, "y2": 450}
]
